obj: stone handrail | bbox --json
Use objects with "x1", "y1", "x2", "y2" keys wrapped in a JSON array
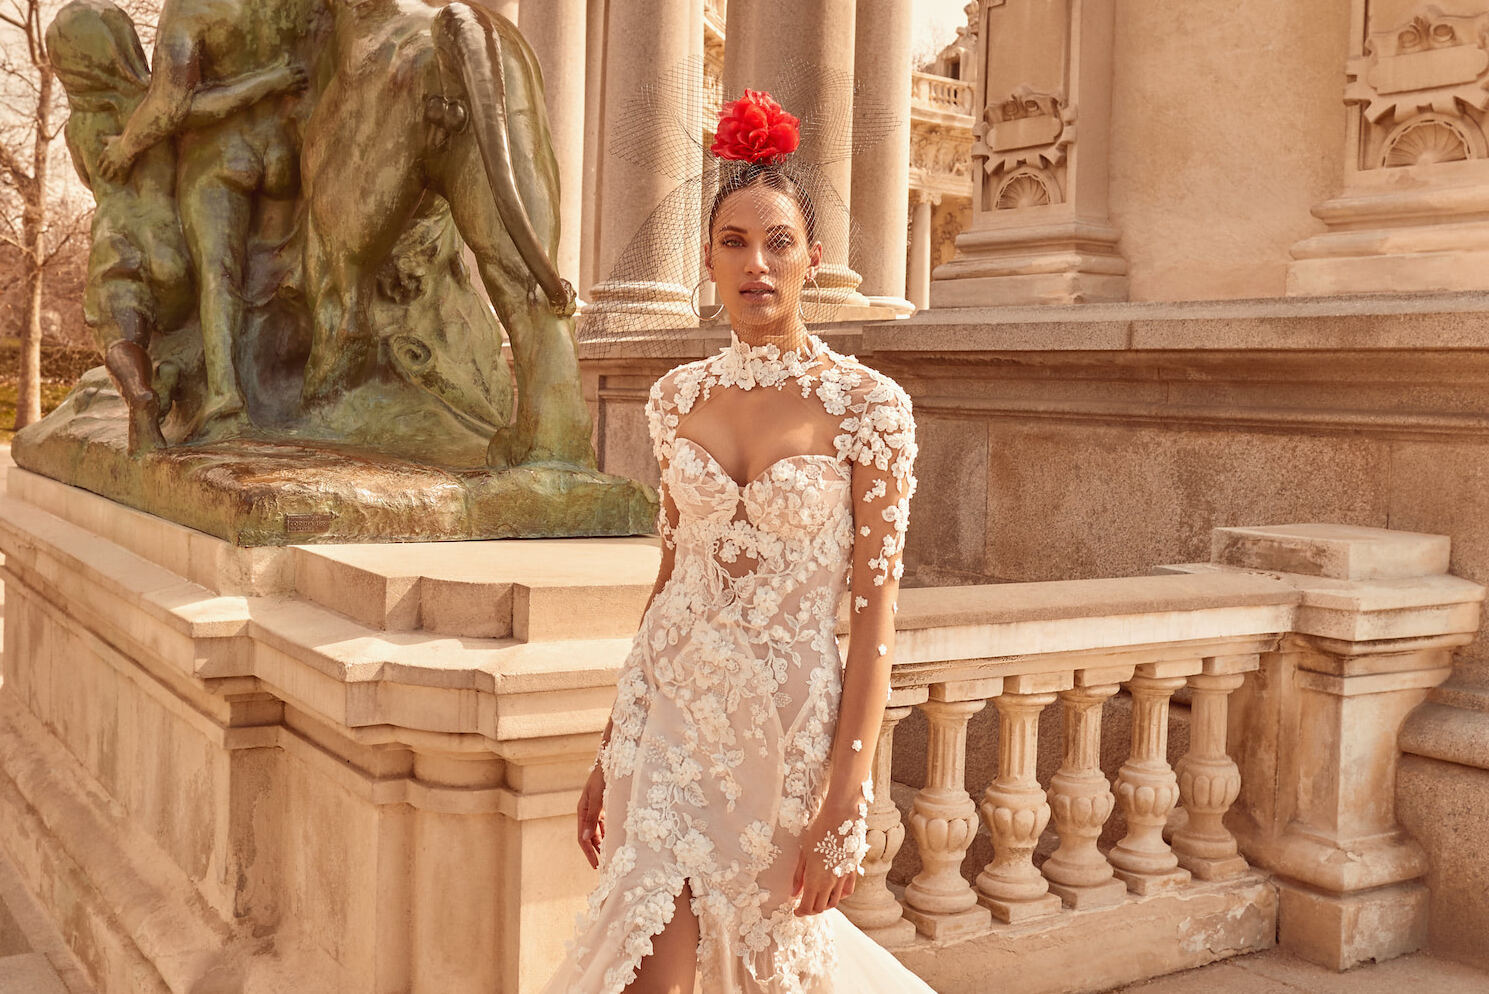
[
  {"x1": 912, "y1": 70, "x2": 974, "y2": 116},
  {"x1": 840, "y1": 524, "x2": 1483, "y2": 982}
]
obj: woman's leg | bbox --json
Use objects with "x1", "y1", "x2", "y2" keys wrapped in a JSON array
[{"x1": 622, "y1": 882, "x2": 698, "y2": 994}]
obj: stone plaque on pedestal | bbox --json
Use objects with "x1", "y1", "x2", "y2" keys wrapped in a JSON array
[{"x1": 930, "y1": 0, "x2": 1128, "y2": 307}]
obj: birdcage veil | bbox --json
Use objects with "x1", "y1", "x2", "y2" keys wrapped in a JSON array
[{"x1": 576, "y1": 55, "x2": 902, "y2": 359}]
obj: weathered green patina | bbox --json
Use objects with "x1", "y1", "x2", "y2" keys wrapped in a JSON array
[{"x1": 26, "y1": 0, "x2": 654, "y2": 545}]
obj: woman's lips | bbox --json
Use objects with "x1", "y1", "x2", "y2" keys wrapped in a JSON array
[{"x1": 739, "y1": 282, "x2": 775, "y2": 298}]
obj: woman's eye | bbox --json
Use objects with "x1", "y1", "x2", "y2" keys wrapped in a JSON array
[{"x1": 769, "y1": 235, "x2": 795, "y2": 250}]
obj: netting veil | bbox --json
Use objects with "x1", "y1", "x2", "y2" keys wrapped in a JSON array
[{"x1": 577, "y1": 56, "x2": 901, "y2": 358}]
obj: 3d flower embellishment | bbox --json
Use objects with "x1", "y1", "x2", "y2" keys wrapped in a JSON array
[{"x1": 711, "y1": 89, "x2": 801, "y2": 164}]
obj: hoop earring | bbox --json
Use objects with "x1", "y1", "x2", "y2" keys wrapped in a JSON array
[
  {"x1": 690, "y1": 276, "x2": 726, "y2": 322},
  {"x1": 798, "y1": 271, "x2": 821, "y2": 325}
]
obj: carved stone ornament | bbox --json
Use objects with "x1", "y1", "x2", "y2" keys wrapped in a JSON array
[
  {"x1": 994, "y1": 167, "x2": 1059, "y2": 209},
  {"x1": 972, "y1": 83, "x2": 1077, "y2": 177},
  {"x1": 1346, "y1": 5, "x2": 1489, "y2": 168},
  {"x1": 911, "y1": 125, "x2": 973, "y2": 181}
]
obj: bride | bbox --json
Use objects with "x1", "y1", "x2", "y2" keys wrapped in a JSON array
[{"x1": 541, "y1": 91, "x2": 936, "y2": 994}]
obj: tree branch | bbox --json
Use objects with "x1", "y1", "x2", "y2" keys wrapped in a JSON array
[{"x1": 0, "y1": 141, "x2": 31, "y2": 188}]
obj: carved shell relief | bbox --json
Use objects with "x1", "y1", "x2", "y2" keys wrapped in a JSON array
[
  {"x1": 994, "y1": 167, "x2": 1059, "y2": 210},
  {"x1": 1347, "y1": 4, "x2": 1489, "y2": 169}
]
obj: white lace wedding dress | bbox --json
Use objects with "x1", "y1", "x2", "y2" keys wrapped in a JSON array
[{"x1": 540, "y1": 331, "x2": 938, "y2": 994}]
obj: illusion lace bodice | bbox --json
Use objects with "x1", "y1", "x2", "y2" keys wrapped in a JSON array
[{"x1": 541, "y1": 330, "x2": 924, "y2": 994}]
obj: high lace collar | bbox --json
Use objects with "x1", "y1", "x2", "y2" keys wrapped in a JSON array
[{"x1": 715, "y1": 329, "x2": 825, "y2": 389}]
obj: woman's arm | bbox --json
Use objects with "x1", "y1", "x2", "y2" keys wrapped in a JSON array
[
  {"x1": 794, "y1": 384, "x2": 918, "y2": 915},
  {"x1": 578, "y1": 379, "x2": 680, "y2": 868},
  {"x1": 591, "y1": 489, "x2": 677, "y2": 760}
]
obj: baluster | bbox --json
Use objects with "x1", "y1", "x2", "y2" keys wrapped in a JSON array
[
  {"x1": 902, "y1": 686, "x2": 994, "y2": 939},
  {"x1": 839, "y1": 702, "x2": 917, "y2": 945},
  {"x1": 1173, "y1": 656, "x2": 1256, "y2": 880},
  {"x1": 1109, "y1": 662, "x2": 1201, "y2": 894},
  {"x1": 974, "y1": 675, "x2": 1067, "y2": 922},
  {"x1": 1043, "y1": 666, "x2": 1131, "y2": 909}
]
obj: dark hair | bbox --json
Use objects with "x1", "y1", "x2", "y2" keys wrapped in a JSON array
[{"x1": 707, "y1": 163, "x2": 818, "y2": 244}]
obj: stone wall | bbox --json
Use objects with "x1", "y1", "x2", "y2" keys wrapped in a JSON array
[{"x1": 1107, "y1": 1, "x2": 1350, "y2": 301}]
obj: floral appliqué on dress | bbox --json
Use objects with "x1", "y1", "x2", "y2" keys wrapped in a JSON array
[{"x1": 542, "y1": 331, "x2": 919, "y2": 994}]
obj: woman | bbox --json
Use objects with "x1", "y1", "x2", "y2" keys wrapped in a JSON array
[{"x1": 544, "y1": 91, "x2": 935, "y2": 994}]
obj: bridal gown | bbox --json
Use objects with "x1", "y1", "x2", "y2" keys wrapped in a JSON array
[{"x1": 540, "y1": 331, "x2": 938, "y2": 994}]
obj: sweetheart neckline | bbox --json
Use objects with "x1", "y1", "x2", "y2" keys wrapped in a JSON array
[{"x1": 673, "y1": 436, "x2": 844, "y2": 491}]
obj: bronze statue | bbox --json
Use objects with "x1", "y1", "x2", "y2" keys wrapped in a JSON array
[
  {"x1": 47, "y1": 0, "x2": 305, "y2": 452},
  {"x1": 301, "y1": 1, "x2": 593, "y2": 468},
  {"x1": 97, "y1": 0, "x2": 329, "y2": 440},
  {"x1": 25, "y1": 0, "x2": 653, "y2": 544}
]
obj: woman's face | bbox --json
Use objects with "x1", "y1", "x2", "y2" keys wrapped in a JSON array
[{"x1": 705, "y1": 186, "x2": 823, "y2": 332}]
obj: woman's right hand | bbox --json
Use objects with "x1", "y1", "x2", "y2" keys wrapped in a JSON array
[{"x1": 576, "y1": 763, "x2": 606, "y2": 869}]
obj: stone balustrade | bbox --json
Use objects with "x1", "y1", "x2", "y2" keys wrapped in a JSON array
[
  {"x1": 911, "y1": 70, "x2": 974, "y2": 117},
  {"x1": 0, "y1": 460, "x2": 1479, "y2": 994},
  {"x1": 844, "y1": 524, "x2": 1484, "y2": 991}
]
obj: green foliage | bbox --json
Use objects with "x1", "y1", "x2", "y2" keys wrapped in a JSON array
[{"x1": 0, "y1": 381, "x2": 74, "y2": 442}]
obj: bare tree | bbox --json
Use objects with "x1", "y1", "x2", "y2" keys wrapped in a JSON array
[
  {"x1": 0, "y1": 0, "x2": 160, "y2": 428},
  {"x1": 0, "y1": 0, "x2": 71, "y2": 429}
]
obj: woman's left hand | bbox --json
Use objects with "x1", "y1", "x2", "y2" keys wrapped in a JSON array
[{"x1": 791, "y1": 809, "x2": 861, "y2": 917}]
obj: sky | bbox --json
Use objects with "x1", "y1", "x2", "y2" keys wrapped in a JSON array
[{"x1": 911, "y1": 0, "x2": 973, "y2": 68}]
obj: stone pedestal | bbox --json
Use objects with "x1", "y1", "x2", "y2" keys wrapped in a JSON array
[
  {"x1": 0, "y1": 467, "x2": 661, "y2": 994},
  {"x1": 1160, "y1": 523, "x2": 1485, "y2": 970},
  {"x1": 930, "y1": 0, "x2": 1128, "y2": 307},
  {"x1": 1288, "y1": 1, "x2": 1489, "y2": 295}
]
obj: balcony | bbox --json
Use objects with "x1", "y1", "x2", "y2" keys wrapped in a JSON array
[{"x1": 912, "y1": 70, "x2": 975, "y2": 124}]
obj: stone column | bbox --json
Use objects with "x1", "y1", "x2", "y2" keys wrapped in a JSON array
[
  {"x1": 1042, "y1": 669, "x2": 1130, "y2": 909},
  {"x1": 975, "y1": 679, "x2": 1066, "y2": 923},
  {"x1": 578, "y1": 0, "x2": 606, "y2": 297},
  {"x1": 838, "y1": 699, "x2": 919, "y2": 946},
  {"x1": 1172, "y1": 660, "x2": 1255, "y2": 881},
  {"x1": 850, "y1": 0, "x2": 914, "y2": 316},
  {"x1": 931, "y1": 0, "x2": 1127, "y2": 307},
  {"x1": 520, "y1": 0, "x2": 587, "y2": 286},
  {"x1": 1166, "y1": 523, "x2": 1485, "y2": 970},
  {"x1": 902, "y1": 687, "x2": 994, "y2": 939},
  {"x1": 723, "y1": 0, "x2": 868, "y2": 310},
  {"x1": 583, "y1": 0, "x2": 701, "y2": 326},
  {"x1": 1108, "y1": 664, "x2": 1199, "y2": 894},
  {"x1": 908, "y1": 193, "x2": 934, "y2": 311}
]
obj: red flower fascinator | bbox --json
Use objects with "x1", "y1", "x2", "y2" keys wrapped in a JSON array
[{"x1": 710, "y1": 89, "x2": 801, "y2": 164}]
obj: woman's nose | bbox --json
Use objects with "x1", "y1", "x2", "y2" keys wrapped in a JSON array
[{"x1": 744, "y1": 243, "x2": 769, "y2": 274}]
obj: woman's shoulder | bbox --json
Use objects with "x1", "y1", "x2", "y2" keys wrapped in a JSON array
[
  {"x1": 820, "y1": 345, "x2": 914, "y2": 415},
  {"x1": 647, "y1": 355, "x2": 715, "y2": 409}
]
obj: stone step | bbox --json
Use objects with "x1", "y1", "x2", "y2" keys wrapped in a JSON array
[
  {"x1": 5, "y1": 461, "x2": 663, "y2": 641},
  {"x1": 0, "y1": 954, "x2": 68, "y2": 994},
  {"x1": 290, "y1": 538, "x2": 661, "y2": 639}
]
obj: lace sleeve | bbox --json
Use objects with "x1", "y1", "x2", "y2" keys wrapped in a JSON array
[
  {"x1": 644, "y1": 375, "x2": 680, "y2": 550},
  {"x1": 847, "y1": 378, "x2": 918, "y2": 615}
]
